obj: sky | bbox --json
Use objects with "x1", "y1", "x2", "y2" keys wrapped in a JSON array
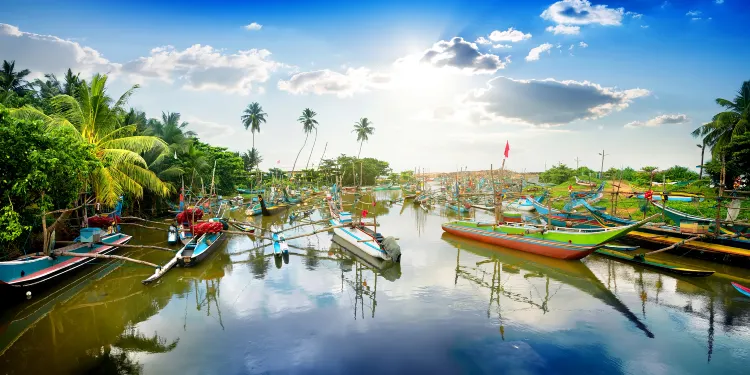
[{"x1": 2, "y1": 0, "x2": 749, "y2": 173}]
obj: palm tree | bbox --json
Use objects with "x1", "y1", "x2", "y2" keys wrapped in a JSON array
[
  {"x1": 290, "y1": 108, "x2": 318, "y2": 177},
  {"x1": 62, "y1": 69, "x2": 81, "y2": 96},
  {"x1": 33, "y1": 73, "x2": 62, "y2": 100},
  {"x1": 242, "y1": 148, "x2": 263, "y2": 171},
  {"x1": 300, "y1": 109, "x2": 320, "y2": 169},
  {"x1": 352, "y1": 118, "x2": 375, "y2": 158},
  {"x1": 0, "y1": 60, "x2": 31, "y2": 95},
  {"x1": 692, "y1": 80, "x2": 750, "y2": 156},
  {"x1": 10, "y1": 74, "x2": 169, "y2": 205},
  {"x1": 241, "y1": 102, "x2": 267, "y2": 152},
  {"x1": 181, "y1": 142, "x2": 210, "y2": 192}
]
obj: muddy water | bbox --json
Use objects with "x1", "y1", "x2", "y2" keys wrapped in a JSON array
[{"x1": 1, "y1": 192, "x2": 749, "y2": 374}]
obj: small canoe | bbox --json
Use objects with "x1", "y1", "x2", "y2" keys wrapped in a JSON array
[
  {"x1": 595, "y1": 249, "x2": 714, "y2": 277},
  {"x1": 732, "y1": 282, "x2": 750, "y2": 297},
  {"x1": 230, "y1": 222, "x2": 256, "y2": 233},
  {"x1": 272, "y1": 232, "x2": 288, "y2": 257},
  {"x1": 603, "y1": 244, "x2": 639, "y2": 251}
]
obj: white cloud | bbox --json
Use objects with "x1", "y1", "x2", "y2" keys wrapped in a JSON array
[
  {"x1": 493, "y1": 44, "x2": 512, "y2": 49},
  {"x1": 715, "y1": 0, "x2": 724, "y2": 4},
  {"x1": 488, "y1": 27, "x2": 532, "y2": 42},
  {"x1": 277, "y1": 67, "x2": 390, "y2": 98},
  {"x1": 244, "y1": 22, "x2": 263, "y2": 31},
  {"x1": 407, "y1": 37, "x2": 508, "y2": 74},
  {"x1": 464, "y1": 76, "x2": 650, "y2": 126},
  {"x1": 121, "y1": 44, "x2": 283, "y2": 95},
  {"x1": 686, "y1": 10, "x2": 701, "y2": 16},
  {"x1": 579, "y1": 41, "x2": 588, "y2": 48},
  {"x1": 545, "y1": 25, "x2": 581, "y2": 35},
  {"x1": 624, "y1": 114, "x2": 689, "y2": 128},
  {"x1": 475, "y1": 36, "x2": 492, "y2": 45},
  {"x1": 691, "y1": 17, "x2": 702, "y2": 21},
  {"x1": 625, "y1": 11, "x2": 643, "y2": 19},
  {"x1": 541, "y1": 0, "x2": 624, "y2": 26},
  {"x1": 183, "y1": 115, "x2": 238, "y2": 145},
  {"x1": 641, "y1": 25, "x2": 650, "y2": 29},
  {"x1": 0, "y1": 23, "x2": 119, "y2": 78},
  {"x1": 525, "y1": 43, "x2": 554, "y2": 61}
]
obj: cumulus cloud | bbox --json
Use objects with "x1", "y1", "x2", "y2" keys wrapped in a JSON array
[
  {"x1": 488, "y1": 27, "x2": 532, "y2": 42},
  {"x1": 541, "y1": 0, "x2": 624, "y2": 26},
  {"x1": 546, "y1": 25, "x2": 581, "y2": 35},
  {"x1": 624, "y1": 114, "x2": 689, "y2": 128},
  {"x1": 183, "y1": 115, "x2": 238, "y2": 145},
  {"x1": 244, "y1": 22, "x2": 263, "y2": 31},
  {"x1": 475, "y1": 36, "x2": 492, "y2": 45},
  {"x1": 464, "y1": 76, "x2": 650, "y2": 126},
  {"x1": 525, "y1": 43, "x2": 554, "y2": 61},
  {"x1": 120, "y1": 44, "x2": 283, "y2": 95},
  {"x1": 686, "y1": 10, "x2": 701, "y2": 16},
  {"x1": 277, "y1": 67, "x2": 390, "y2": 98},
  {"x1": 410, "y1": 37, "x2": 508, "y2": 74},
  {"x1": 0, "y1": 23, "x2": 119, "y2": 77}
]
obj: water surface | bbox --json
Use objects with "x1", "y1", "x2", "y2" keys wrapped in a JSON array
[{"x1": 1, "y1": 192, "x2": 750, "y2": 374}]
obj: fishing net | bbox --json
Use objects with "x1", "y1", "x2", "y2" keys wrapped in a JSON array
[
  {"x1": 192, "y1": 221, "x2": 223, "y2": 237},
  {"x1": 88, "y1": 215, "x2": 119, "y2": 228},
  {"x1": 176, "y1": 208, "x2": 204, "y2": 223}
]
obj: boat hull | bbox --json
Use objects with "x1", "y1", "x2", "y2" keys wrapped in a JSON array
[
  {"x1": 330, "y1": 219, "x2": 390, "y2": 261},
  {"x1": 732, "y1": 282, "x2": 750, "y2": 297},
  {"x1": 0, "y1": 233, "x2": 132, "y2": 302},
  {"x1": 441, "y1": 224, "x2": 597, "y2": 260}
]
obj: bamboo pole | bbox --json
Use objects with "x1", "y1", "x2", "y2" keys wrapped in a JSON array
[
  {"x1": 644, "y1": 235, "x2": 704, "y2": 255},
  {"x1": 56, "y1": 241, "x2": 177, "y2": 253},
  {"x1": 53, "y1": 250, "x2": 158, "y2": 268},
  {"x1": 118, "y1": 222, "x2": 168, "y2": 231},
  {"x1": 498, "y1": 159, "x2": 506, "y2": 224}
]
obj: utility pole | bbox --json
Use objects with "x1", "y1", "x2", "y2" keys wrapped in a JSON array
[
  {"x1": 574, "y1": 157, "x2": 581, "y2": 170},
  {"x1": 598, "y1": 150, "x2": 609, "y2": 179},
  {"x1": 697, "y1": 143, "x2": 705, "y2": 179}
]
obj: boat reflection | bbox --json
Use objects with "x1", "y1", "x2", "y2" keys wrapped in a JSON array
[
  {"x1": 441, "y1": 232, "x2": 654, "y2": 339},
  {"x1": 329, "y1": 240, "x2": 401, "y2": 319}
]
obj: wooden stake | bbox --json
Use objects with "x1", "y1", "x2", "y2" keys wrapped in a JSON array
[{"x1": 645, "y1": 235, "x2": 704, "y2": 255}]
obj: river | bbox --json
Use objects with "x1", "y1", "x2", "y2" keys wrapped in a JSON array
[{"x1": 1, "y1": 191, "x2": 749, "y2": 374}]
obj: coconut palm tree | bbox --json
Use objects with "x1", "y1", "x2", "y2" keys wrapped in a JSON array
[
  {"x1": 10, "y1": 74, "x2": 169, "y2": 205},
  {"x1": 291, "y1": 108, "x2": 318, "y2": 176},
  {"x1": 352, "y1": 117, "x2": 375, "y2": 158},
  {"x1": 62, "y1": 69, "x2": 82, "y2": 96},
  {"x1": 241, "y1": 102, "x2": 267, "y2": 152},
  {"x1": 692, "y1": 80, "x2": 750, "y2": 156},
  {"x1": 0, "y1": 60, "x2": 31, "y2": 95},
  {"x1": 301, "y1": 109, "x2": 320, "y2": 169},
  {"x1": 242, "y1": 148, "x2": 263, "y2": 171}
]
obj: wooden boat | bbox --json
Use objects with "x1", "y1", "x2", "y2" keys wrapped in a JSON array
[
  {"x1": 635, "y1": 193, "x2": 695, "y2": 202},
  {"x1": 176, "y1": 231, "x2": 225, "y2": 267},
  {"x1": 167, "y1": 225, "x2": 178, "y2": 245},
  {"x1": 230, "y1": 222, "x2": 256, "y2": 233},
  {"x1": 575, "y1": 176, "x2": 596, "y2": 187},
  {"x1": 564, "y1": 183, "x2": 605, "y2": 211},
  {"x1": 531, "y1": 199, "x2": 601, "y2": 228},
  {"x1": 594, "y1": 249, "x2": 714, "y2": 276},
  {"x1": 731, "y1": 281, "x2": 750, "y2": 297},
  {"x1": 0, "y1": 230, "x2": 132, "y2": 302},
  {"x1": 649, "y1": 201, "x2": 712, "y2": 225},
  {"x1": 603, "y1": 244, "x2": 639, "y2": 251},
  {"x1": 502, "y1": 197, "x2": 535, "y2": 212},
  {"x1": 327, "y1": 195, "x2": 401, "y2": 262},
  {"x1": 441, "y1": 215, "x2": 654, "y2": 260},
  {"x1": 272, "y1": 231, "x2": 289, "y2": 257},
  {"x1": 445, "y1": 203, "x2": 469, "y2": 213}
]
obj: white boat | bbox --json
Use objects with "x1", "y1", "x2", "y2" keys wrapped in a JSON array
[
  {"x1": 326, "y1": 193, "x2": 400, "y2": 262},
  {"x1": 502, "y1": 197, "x2": 535, "y2": 212}
]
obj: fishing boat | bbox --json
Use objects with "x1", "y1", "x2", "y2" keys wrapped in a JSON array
[
  {"x1": 635, "y1": 193, "x2": 698, "y2": 202},
  {"x1": 230, "y1": 222, "x2": 256, "y2": 233},
  {"x1": 445, "y1": 203, "x2": 469, "y2": 213},
  {"x1": 0, "y1": 229, "x2": 132, "y2": 302},
  {"x1": 177, "y1": 231, "x2": 225, "y2": 267},
  {"x1": 441, "y1": 215, "x2": 654, "y2": 260},
  {"x1": 564, "y1": 182, "x2": 605, "y2": 211},
  {"x1": 731, "y1": 281, "x2": 750, "y2": 297},
  {"x1": 272, "y1": 231, "x2": 289, "y2": 257},
  {"x1": 531, "y1": 198, "x2": 601, "y2": 228},
  {"x1": 595, "y1": 249, "x2": 714, "y2": 276},
  {"x1": 167, "y1": 225, "x2": 178, "y2": 245},
  {"x1": 327, "y1": 190, "x2": 401, "y2": 262},
  {"x1": 502, "y1": 197, "x2": 536, "y2": 212},
  {"x1": 603, "y1": 244, "x2": 639, "y2": 251},
  {"x1": 575, "y1": 176, "x2": 597, "y2": 187},
  {"x1": 176, "y1": 207, "x2": 204, "y2": 245}
]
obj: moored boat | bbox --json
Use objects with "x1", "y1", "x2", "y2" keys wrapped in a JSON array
[
  {"x1": 441, "y1": 215, "x2": 654, "y2": 260},
  {"x1": 0, "y1": 229, "x2": 132, "y2": 302},
  {"x1": 732, "y1": 281, "x2": 750, "y2": 297}
]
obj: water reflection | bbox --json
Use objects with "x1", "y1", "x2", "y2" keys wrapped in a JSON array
[{"x1": 442, "y1": 233, "x2": 654, "y2": 338}]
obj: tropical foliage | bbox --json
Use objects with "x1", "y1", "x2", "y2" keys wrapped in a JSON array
[
  {"x1": 291, "y1": 108, "x2": 318, "y2": 175},
  {"x1": 352, "y1": 117, "x2": 374, "y2": 158}
]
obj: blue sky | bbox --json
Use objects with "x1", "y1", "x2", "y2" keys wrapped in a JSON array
[{"x1": 2, "y1": 0, "x2": 749, "y2": 173}]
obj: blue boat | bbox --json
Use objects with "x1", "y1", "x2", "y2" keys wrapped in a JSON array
[
  {"x1": 0, "y1": 229, "x2": 132, "y2": 302},
  {"x1": 176, "y1": 231, "x2": 226, "y2": 267},
  {"x1": 272, "y1": 232, "x2": 289, "y2": 257},
  {"x1": 446, "y1": 203, "x2": 469, "y2": 213},
  {"x1": 732, "y1": 282, "x2": 750, "y2": 297},
  {"x1": 635, "y1": 193, "x2": 697, "y2": 202}
]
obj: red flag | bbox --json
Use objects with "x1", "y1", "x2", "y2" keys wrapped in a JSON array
[
  {"x1": 504, "y1": 141, "x2": 510, "y2": 158},
  {"x1": 362, "y1": 210, "x2": 368, "y2": 218},
  {"x1": 276, "y1": 160, "x2": 280, "y2": 164}
]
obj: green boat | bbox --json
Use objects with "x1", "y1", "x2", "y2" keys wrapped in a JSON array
[
  {"x1": 595, "y1": 249, "x2": 715, "y2": 277},
  {"x1": 442, "y1": 215, "x2": 655, "y2": 260}
]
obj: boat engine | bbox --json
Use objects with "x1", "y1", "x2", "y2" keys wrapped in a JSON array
[{"x1": 381, "y1": 236, "x2": 401, "y2": 263}]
